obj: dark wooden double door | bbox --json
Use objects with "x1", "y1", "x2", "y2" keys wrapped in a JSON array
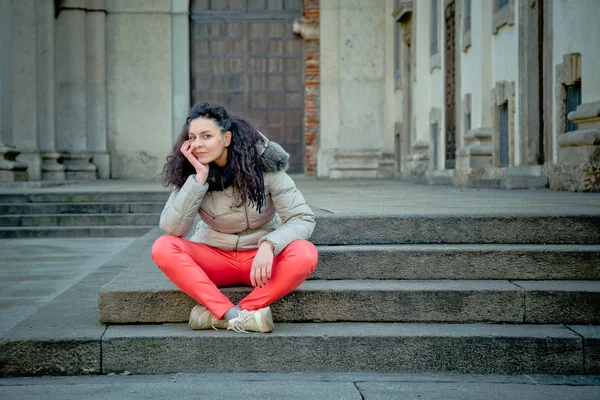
[{"x1": 190, "y1": 0, "x2": 305, "y2": 172}]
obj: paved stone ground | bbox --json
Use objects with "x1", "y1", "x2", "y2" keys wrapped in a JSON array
[
  {"x1": 0, "y1": 238, "x2": 134, "y2": 336},
  {"x1": 1, "y1": 178, "x2": 599, "y2": 395},
  {"x1": 1, "y1": 373, "x2": 600, "y2": 399},
  {"x1": 2, "y1": 177, "x2": 599, "y2": 215}
]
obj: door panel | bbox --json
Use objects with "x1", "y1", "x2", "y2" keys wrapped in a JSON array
[{"x1": 190, "y1": 0, "x2": 304, "y2": 172}]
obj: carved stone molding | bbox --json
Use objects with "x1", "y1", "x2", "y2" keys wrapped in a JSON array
[
  {"x1": 492, "y1": 0, "x2": 515, "y2": 34},
  {"x1": 556, "y1": 53, "x2": 582, "y2": 139}
]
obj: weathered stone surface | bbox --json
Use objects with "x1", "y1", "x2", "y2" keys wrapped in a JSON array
[
  {"x1": 355, "y1": 381, "x2": 600, "y2": 400},
  {"x1": 101, "y1": 323, "x2": 583, "y2": 374},
  {"x1": 314, "y1": 244, "x2": 600, "y2": 280},
  {"x1": 0, "y1": 226, "x2": 154, "y2": 239},
  {"x1": 567, "y1": 325, "x2": 600, "y2": 374},
  {"x1": 99, "y1": 269, "x2": 524, "y2": 324},
  {"x1": 0, "y1": 230, "x2": 156, "y2": 376},
  {"x1": 515, "y1": 281, "x2": 600, "y2": 324},
  {"x1": 311, "y1": 215, "x2": 600, "y2": 245}
]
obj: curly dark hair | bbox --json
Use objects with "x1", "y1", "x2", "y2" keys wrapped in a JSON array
[{"x1": 162, "y1": 103, "x2": 266, "y2": 212}]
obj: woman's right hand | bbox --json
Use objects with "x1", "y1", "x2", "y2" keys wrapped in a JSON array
[{"x1": 180, "y1": 140, "x2": 209, "y2": 184}]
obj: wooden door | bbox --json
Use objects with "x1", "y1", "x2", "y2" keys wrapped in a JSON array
[
  {"x1": 190, "y1": 0, "x2": 305, "y2": 172},
  {"x1": 444, "y1": 2, "x2": 456, "y2": 169}
]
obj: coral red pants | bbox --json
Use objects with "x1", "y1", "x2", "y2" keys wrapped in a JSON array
[{"x1": 151, "y1": 235, "x2": 318, "y2": 320}]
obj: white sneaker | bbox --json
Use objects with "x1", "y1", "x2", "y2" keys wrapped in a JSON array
[
  {"x1": 188, "y1": 305, "x2": 228, "y2": 330},
  {"x1": 227, "y1": 306, "x2": 274, "y2": 333}
]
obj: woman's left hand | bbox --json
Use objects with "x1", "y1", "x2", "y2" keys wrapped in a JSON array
[{"x1": 250, "y1": 241, "x2": 274, "y2": 287}]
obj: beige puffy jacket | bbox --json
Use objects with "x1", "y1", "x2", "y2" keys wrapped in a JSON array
[{"x1": 159, "y1": 139, "x2": 315, "y2": 255}]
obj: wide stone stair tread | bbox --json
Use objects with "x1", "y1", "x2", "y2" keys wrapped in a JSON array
[
  {"x1": 0, "y1": 225, "x2": 154, "y2": 238},
  {"x1": 100, "y1": 322, "x2": 593, "y2": 375},
  {"x1": 0, "y1": 191, "x2": 169, "y2": 203},
  {"x1": 315, "y1": 243, "x2": 600, "y2": 280},
  {"x1": 99, "y1": 275, "x2": 600, "y2": 324},
  {"x1": 0, "y1": 202, "x2": 165, "y2": 214},
  {"x1": 0, "y1": 213, "x2": 160, "y2": 226}
]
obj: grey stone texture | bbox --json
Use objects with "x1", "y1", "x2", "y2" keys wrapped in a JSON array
[
  {"x1": 356, "y1": 381, "x2": 600, "y2": 400},
  {"x1": 311, "y1": 214, "x2": 600, "y2": 245},
  {"x1": 568, "y1": 325, "x2": 600, "y2": 374},
  {"x1": 99, "y1": 272, "x2": 525, "y2": 324},
  {"x1": 0, "y1": 231, "x2": 155, "y2": 377},
  {"x1": 101, "y1": 323, "x2": 582, "y2": 375},
  {"x1": 515, "y1": 281, "x2": 600, "y2": 324},
  {"x1": 314, "y1": 244, "x2": 600, "y2": 280}
]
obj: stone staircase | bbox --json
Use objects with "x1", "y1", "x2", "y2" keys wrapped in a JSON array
[
  {"x1": 0, "y1": 192, "x2": 168, "y2": 238},
  {"x1": 98, "y1": 214, "x2": 600, "y2": 375}
]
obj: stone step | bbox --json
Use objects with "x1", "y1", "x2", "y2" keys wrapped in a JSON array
[
  {"x1": 100, "y1": 323, "x2": 591, "y2": 375},
  {"x1": 0, "y1": 191, "x2": 169, "y2": 203},
  {"x1": 311, "y1": 214, "x2": 600, "y2": 245},
  {"x1": 99, "y1": 274, "x2": 600, "y2": 324},
  {"x1": 0, "y1": 225, "x2": 154, "y2": 239},
  {"x1": 1, "y1": 213, "x2": 598, "y2": 243},
  {"x1": 0, "y1": 202, "x2": 165, "y2": 215},
  {"x1": 314, "y1": 244, "x2": 600, "y2": 280},
  {"x1": 0, "y1": 213, "x2": 160, "y2": 227}
]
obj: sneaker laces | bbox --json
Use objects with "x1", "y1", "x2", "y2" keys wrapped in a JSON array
[{"x1": 230, "y1": 310, "x2": 252, "y2": 333}]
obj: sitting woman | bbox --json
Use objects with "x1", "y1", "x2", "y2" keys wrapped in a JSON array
[{"x1": 151, "y1": 102, "x2": 318, "y2": 333}]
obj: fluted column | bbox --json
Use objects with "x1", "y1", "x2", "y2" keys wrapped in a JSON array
[
  {"x1": 37, "y1": 0, "x2": 65, "y2": 180},
  {"x1": 86, "y1": 0, "x2": 109, "y2": 179},
  {"x1": 11, "y1": 0, "x2": 40, "y2": 179},
  {"x1": 55, "y1": 5, "x2": 97, "y2": 179}
]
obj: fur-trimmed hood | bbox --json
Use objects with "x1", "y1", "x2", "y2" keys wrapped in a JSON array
[{"x1": 257, "y1": 132, "x2": 289, "y2": 173}]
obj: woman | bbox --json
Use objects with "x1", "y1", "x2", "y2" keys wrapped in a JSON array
[{"x1": 151, "y1": 103, "x2": 318, "y2": 333}]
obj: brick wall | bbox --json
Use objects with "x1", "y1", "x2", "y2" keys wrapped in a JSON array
[{"x1": 302, "y1": 0, "x2": 320, "y2": 175}]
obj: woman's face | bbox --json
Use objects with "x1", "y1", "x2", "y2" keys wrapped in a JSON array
[{"x1": 187, "y1": 117, "x2": 232, "y2": 167}]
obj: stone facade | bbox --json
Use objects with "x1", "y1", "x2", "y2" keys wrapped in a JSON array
[{"x1": 1, "y1": 0, "x2": 321, "y2": 181}]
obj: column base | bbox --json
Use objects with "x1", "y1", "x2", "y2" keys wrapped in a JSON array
[
  {"x1": 62, "y1": 152, "x2": 97, "y2": 180},
  {"x1": 90, "y1": 151, "x2": 110, "y2": 179},
  {"x1": 0, "y1": 144, "x2": 29, "y2": 181},
  {"x1": 42, "y1": 152, "x2": 66, "y2": 181},
  {"x1": 328, "y1": 151, "x2": 395, "y2": 179}
]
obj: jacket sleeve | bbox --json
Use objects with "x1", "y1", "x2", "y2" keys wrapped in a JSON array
[
  {"x1": 159, "y1": 174, "x2": 209, "y2": 237},
  {"x1": 258, "y1": 171, "x2": 316, "y2": 255}
]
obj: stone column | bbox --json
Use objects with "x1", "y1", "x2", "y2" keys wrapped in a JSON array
[
  {"x1": 317, "y1": 0, "x2": 340, "y2": 178},
  {"x1": 86, "y1": 0, "x2": 109, "y2": 179},
  {"x1": 0, "y1": 0, "x2": 27, "y2": 181},
  {"x1": 12, "y1": 0, "x2": 40, "y2": 179},
  {"x1": 329, "y1": 0, "x2": 390, "y2": 178},
  {"x1": 37, "y1": 0, "x2": 65, "y2": 180},
  {"x1": 55, "y1": 3, "x2": 97, "y2": 179}
]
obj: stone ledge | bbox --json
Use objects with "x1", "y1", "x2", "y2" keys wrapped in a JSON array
[
  {"x1": 558, "y1": 129, "x2": 600, "y2": 147},
  {"x1": 568, "y1": 101, "x2": 600, "y2": 122},
  {"x1": 102, "y1": 323, "x2": 584, "y2": 374}
]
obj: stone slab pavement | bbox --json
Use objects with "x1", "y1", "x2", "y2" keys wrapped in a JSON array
[
  {"x1": 1, "y1": 372, "x2": 600, "y2": 399},
  {"x1": 1, "y1": 177, "x2": 599, "y2": 216},
  {"x1": 0, "y1": 238, "x2": 135, "y2": 336}
]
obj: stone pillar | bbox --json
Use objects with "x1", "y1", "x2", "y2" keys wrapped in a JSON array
[
  {"x1": 12, "y1": 0, "x2": 40, "y2": 179},
  {"x1": 86, "y1": 0, "x2": 109, "y2": 179},
  {"x1": 317, "y1": 0, "x2": 340, "y2": 178},
  {"x1": 0, "y1": 0, "x2": 27, "y2": 181},
  {"x1": 171, "y1": 0, "x2": 190, "y2": 148},
  {"x1": 319, "y1": 0, "x2": 391, "y2": 178},
  {"x1": 37, "y1": 0, "x2": 65, "y2": 180},
  {"x1": 55, "y1": 4, "x2": 97, "y2": 179}
]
